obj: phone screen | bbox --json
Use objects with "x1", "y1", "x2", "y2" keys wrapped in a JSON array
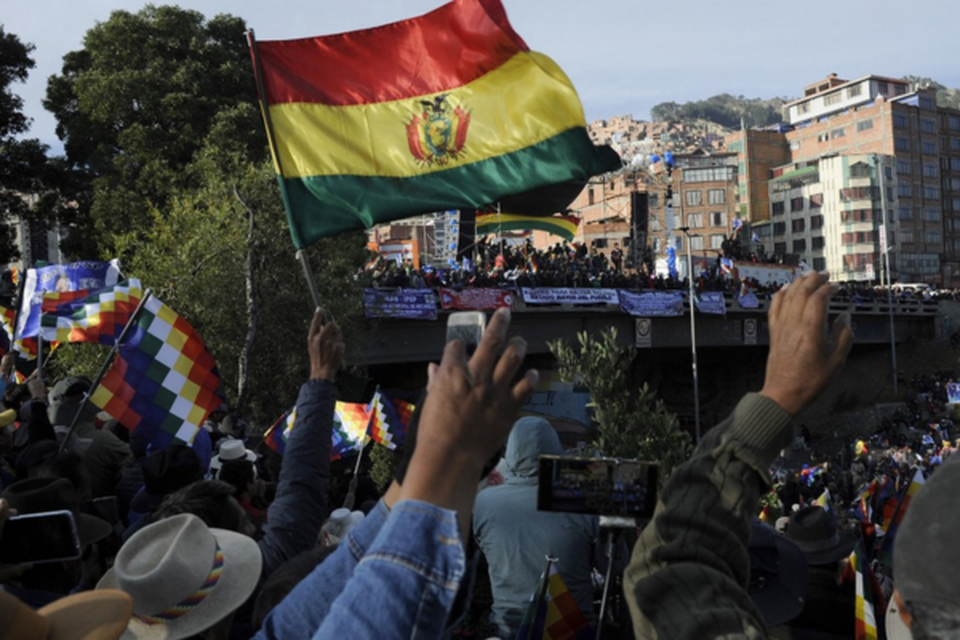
[
  {"x1": 537, "y1": 455, "x2": 658, "y2": 519},
  {"x1": 446, "y1": 311, "x2": 486, "y2": 355},
  {"x1": 0, "y1": 510, "x2": 82, "y2": 564}
]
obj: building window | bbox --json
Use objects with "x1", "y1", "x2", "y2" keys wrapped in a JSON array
[
  {"x1": 857, "y1": 119, "x2": 873, "y2": 131},
  {"x1": 893, "y1": 113, "x2": 909, "y2": 128},
  {"x1": 792, "y1": 219, "x2": 806, "y2": 232},
  {"x1": 925, "y1": 186, "x2": 940, "y2": 199},
  {"x1": 710, "y1": 235, "x2": 724, "y2": 249},
  {"x1": 849, "y1": 162, "x2": 871, "y2": 178},
  {"x1": 772, "y1": 201, "x2": 785, "y2": 216},
  {"x1": 588, "y1": 188, "x2": 595, "y2": 205},
  {"x1": 690, "y1": 235, "x2": 704, "y2": 250},
  {"x1": 774, "y1": 242, "x2": 787, "y2": 255},
  {"x1": 810, "y1": 215, "x2": 824, "y2": 229},
  {"x1": 921, "y1": 118, "x2": 937, "y2": 133},
  {"x1": 790, "y1": 197, "x2": 805, "y2": 212},
  {"x1": 687, "y1": 213, "x2": 704, "y2": 228},
  {"x1": 798, "y1": 102, "x2": 810, "y2": 115},
  {"x1": 773, "y1": 222, "x2": 786, "y2": 235},
  {"x1": 902, "y1": 229, "x2": 914, "y2": 244},
  {"x1": 898, "y1": 184, "x2": 913, "y2": 198},
  {"x1": 817, "y1": 132, "x2": 830, "y2": 143},
  {"x1": 927, "y1": 230, "x2": 942, "y2": 244},
  {"x1": 899, "y1": 206, "x2": 912, "y2": 220},
  {"x1": 951, "y1": 116, "x2": 960, "y2": 131},
  {"x1": 920, "y1": 96, "x2": 936, "y2": 110},
  {"x1": 895, "y1": 136, "x2": 910, "y2": 151},
  {"x1": 710, "y1": 211, "x2": 726, "y2": 226},
  {"x1": 923, "y1": 163, "x2": 939, "y2": 178},
  {"x1": 813, "y1": 257, "x2": 826, "y2": 270},
  {"x1": 790, "y1": 140, "x2": 801, "y2": 151},
  {"x1": 831, "y1": 128, "x2": 846, "y2": 139},
  {"x1": 824, "y1": 92, "x2": 843, "y2": 106},
  {"x1": 897, "y1": 159, "x2": 912, "y2": 174},
  {"x1": 793, "y1": 239, "x2": 807, "y2": 252},
  {"x1": 685, "y1": 190, "x2": 702, "y2": 206},
  {"x1": 878, "y1": 81, "x2": 890, "y2": 95},
  {"x1": 809, "y1": 193, "x2": 823, "y2": 208},
  {"x1": 707, "y1": 189, "x2": 726, "y2": 204},
  {"x1": 649, "y1": 194, "x2": 659, "y2": 209},
  {"x1": 922, "y1": 140, "x2": 937, "y2": 155},
  {"x1": 848, "y1": 84, "x2": 863, "y2": 98},
  {"x1": 812, "y1": 236, "x2": 825, "y2": 250},
  {"x1": 951, "y1": 138, "x2": 960, "y2": 152},
  {"x1": 925, "y1": 207, "x2": 941, "y2": 221}
]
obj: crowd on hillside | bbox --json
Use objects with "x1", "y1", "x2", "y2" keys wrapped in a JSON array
[{"x1": 3, "y1": 277, "x2": 960, "y2": 639}]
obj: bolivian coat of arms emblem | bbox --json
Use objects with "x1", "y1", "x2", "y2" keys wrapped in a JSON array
[{"x1": 406, "y1": 94, "x2": 470, "y2": 166}]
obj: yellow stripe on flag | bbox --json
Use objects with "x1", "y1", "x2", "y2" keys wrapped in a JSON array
[{"x1": 268, "y1": 51, "x2": 586, "y2": 179}]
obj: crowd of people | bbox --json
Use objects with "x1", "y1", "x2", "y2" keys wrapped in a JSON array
[{"x1": 1, "y1": 273, "x2": 959, "y2": 639}]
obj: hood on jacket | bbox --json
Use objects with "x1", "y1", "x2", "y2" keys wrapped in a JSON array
[{"x1": 504, "y1": 416, "x2": 563, "y2": 482}]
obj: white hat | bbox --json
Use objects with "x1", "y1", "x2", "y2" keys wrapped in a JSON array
[
  {"x1": 885, "y1": 595, "x2": 912, "y2": 640},
  {"x1": 97, "y1": 514, "x2": 262, "y2": 639},
  {"x1": 209, "y1": 439, "x2": 256, "y2": 473}
]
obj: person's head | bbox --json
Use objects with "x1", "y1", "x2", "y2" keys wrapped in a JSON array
[
  {"x1": 888, "y1": 458, "x2": 960, "y2": 638},
  {"x1": 3, "y1": 382, "x2": 32, "y2": 413},
  {"x1": 503, "y1": 416, "x2": 562, "y2": 481},
  {"x1": 153, "y1": 480, "x2": 256, "y2": 538},
  {"x1": 14, "y1": 441, "x2": 90, "y2": 499},
  {"x1": 784, "y1": 506, "x2": 856, "y2": 567},
  {"x1": 217, "y1": 458, "x2": 260, "y2": 500},
  {"x1": 96, "y1": 513, "x2": 262, "y2": 640},
  {"x1": 252, "y1": 546, "x2": 337, "y2": 629}
]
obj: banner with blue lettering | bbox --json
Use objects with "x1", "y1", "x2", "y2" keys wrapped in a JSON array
[
  {"x1": 16, "y1": 260, "x2": 122, "y2": 343},
  {"x1": 948, "y1": 382, "x2": 960, "y2": 405},
  {"x1": 618, "y1": 290, "x2": 684, "y2": 317},
  {"x1": 520, "y1": 288, "x2": 619, "y2": 305},
  {"x1": 738, "y1": 289, "x2": 760, "y2": 309},
  {"x1": 363, "y1": 288, "x2": 438, "y2": 320},
  {"x1": 695, "y1": 291, "x2": 726, "y2": 316}
]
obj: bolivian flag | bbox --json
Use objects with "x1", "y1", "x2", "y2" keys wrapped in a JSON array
[
  {"x1": 250, "y1": 0, "x2": 620, "y2": 250},
  {"x1": 476, "y1": 212, "x2": 581, "y2": 241}
]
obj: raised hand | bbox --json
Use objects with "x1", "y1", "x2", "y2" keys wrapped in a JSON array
[{"x1": 308, "y1": 308, "x2": 344, "y2": 382}]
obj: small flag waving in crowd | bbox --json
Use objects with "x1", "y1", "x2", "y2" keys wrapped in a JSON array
[
  {"x1": 40, "y1": 279, "x2": 143, "y2": 345},
  {"x1": 249, "y1": 0, "x2": 620, "y2": 250},
  {"x1": 91, "y1": 296, "x2": 223, "y2": 448},
  {"x1": 332, "y1": 402, "x2": 372, "y2": 461},
  {"x1": 0, "y1": 305, "x2": 14, "y2": 356},
  {"x1": 518, "y1": 558, "x2": 593, "y2": 640}
]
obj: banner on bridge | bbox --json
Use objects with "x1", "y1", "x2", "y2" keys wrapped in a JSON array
[
  {"x1": 363, "y1": 288, "x2": 437, "y2": 320},
  {"x1": 520, "y1": 288, "x2": 619, "y2": 305},
  {"x1": 695, "y1": 291, "x2": 726, "y2": 316},
  {"x1": 439, "y1": 287, "x2": 514, "y2": 311},
  {"x1": 618, "y1": 290, "x2": 684, "y2": 317}
]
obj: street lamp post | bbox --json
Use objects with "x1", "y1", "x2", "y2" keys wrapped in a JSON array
[{"x1": 678, "y1": 226, "x2": 701, "y2": 443}]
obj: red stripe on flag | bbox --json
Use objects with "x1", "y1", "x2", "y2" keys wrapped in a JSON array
[{"x1": 255, "y1": 0, "x2": 527, "y2": 106}]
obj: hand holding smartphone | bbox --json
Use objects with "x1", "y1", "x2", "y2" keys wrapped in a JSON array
[{"x1": 0, "y1": 509, "x2": 83, "y2": 565}]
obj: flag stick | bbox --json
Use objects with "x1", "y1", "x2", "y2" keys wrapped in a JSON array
[
  {"x1": 523, "y1": 555, "x2": 557, "y2": 640},
  {"x1": 36, "y1": 331, "x2": 43, "y2": 383},
  {"x1": 247, "y1": 30, "x2": 325, "y2": 310},
  {"x1": 58, "y1": 290, "x2": 153, "y2": 453}
]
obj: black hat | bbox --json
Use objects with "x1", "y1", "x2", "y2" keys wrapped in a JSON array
[
  {"x1": 2, "y1": 477, "x2": 111, "y2": 547},
  {"x1": 785, "y1": 506, "x2": 857, "y2": 565},
  {"x1": 748, "y1": 521, "x2": 808, "y2": 627},
  {"x1": 129, "y1": 444, "x2": 203, "y2": 513}
]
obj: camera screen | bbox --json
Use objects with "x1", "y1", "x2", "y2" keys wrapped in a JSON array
[
  {"x1": 0, "y1": 511, "x2": 81, "y2": 565},
  {"x1": 537, "y1": 456, "x2": 658, "y2": 519}
]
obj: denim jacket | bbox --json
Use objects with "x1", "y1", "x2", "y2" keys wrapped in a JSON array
[{"x1": 257, "y1": 498, "x2": 465, "y2": 639}]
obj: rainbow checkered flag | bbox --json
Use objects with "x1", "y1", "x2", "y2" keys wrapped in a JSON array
[
  {"x1": 331, "y1": 401, "x2": 372, "y2": 461},
  {"x1": 0, "y1": 305, "x2": 14, "y2": 356},
  {"x1": 263, "y1": 407, "x2": 297, "y2": 455},
  {"x1": 90, "y1": 296, "x2": 223, "y2": 448},
  {"x1": 368, "y1": 389, "x2": 414, "y2": 451},
  {"x1": 39, "y1": 279, "x2": 143, "y2": 345},
  {"x1": 518, "y1": 558, "x2": 594, "y2": 640},
  {"x1": 878, "y1": 468, "x2": 925, "y2": 568},
  {"x1": 850, "y1": 539, "x2": 883, "y2": 640}
]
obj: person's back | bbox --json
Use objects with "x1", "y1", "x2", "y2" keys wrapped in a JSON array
[{"x1": 474, "y1": 417, "x2": 598, "y2": 638}]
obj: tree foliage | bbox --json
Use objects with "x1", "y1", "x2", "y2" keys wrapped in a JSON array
[
  {"x1": 650, "y1": 94, "x2": 786, "y2": 128},
  {"x1": 548, "y1": 327, "x2": 690, "y2": 481},
  {"x1": 43, "y1": 5, "x2": 260, "y2": 257},
  {"x1": 903, "y1": 75, "x2": 960, "y2": 110}
]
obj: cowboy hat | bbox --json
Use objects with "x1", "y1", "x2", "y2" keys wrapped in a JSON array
[
  {"x1": 0, "y1": 589, "x2": 133, "y2": 640},
  {"x1": 209, "y1": 439, "x2": 256, "y2": 473},
  {"x1": 97, "y1": 513, "x2": 262, "y2": 639},
  {"x1": 2, "y1": 477, "x2": 111, "y2": 547},
  {"x1": 885, "y1": 595, "x2": 912, "y2": 640},
  {"x1": 785, "y1": 506, "x2": 857, "y2": 565},
  {"x1": 747, "y1": 521, "x2": 808, "y2": 627}
]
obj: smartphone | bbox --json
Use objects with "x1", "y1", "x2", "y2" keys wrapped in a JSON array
[
  {"x1": 446, "y1": 311, "x2": 486, "y2": 355},
  {"x1": 537, "y1": 455, "x2": 658, "y2": 519},
  {"x1": 0, "y1": 510, "x2": 83, "y2": 565}
]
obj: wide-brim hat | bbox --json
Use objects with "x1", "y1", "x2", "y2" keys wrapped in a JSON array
[
  {"x1": 1, "y1": 477, "x2": 111, "y2": 547},
  {"x1": 748, "y1": 521, "x2": 808, "y2": 627},
  {"x1": 209, "y1": 439, "x2": 256, "y2": 473},
  {"x1": 885, "y1": 595, "x2": 912, "y2": 640},
  {"x1": 97, "y1": 514, "x2": 262, "y2": 639},
  {"x1": 785, "y1": 506, "x2": 857, "y2": 565},
  {"x1": 0, "y1": 589, "x2": 133, "y2": 640}
]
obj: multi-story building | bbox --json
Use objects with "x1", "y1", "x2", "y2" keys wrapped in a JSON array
[{"x1": 730, "y1": 73, "x2": 960, "y2": 285}]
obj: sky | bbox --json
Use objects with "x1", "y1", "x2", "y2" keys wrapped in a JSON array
[{"x1": 5, "y1": 0, "x2": 960, "y2": 157}]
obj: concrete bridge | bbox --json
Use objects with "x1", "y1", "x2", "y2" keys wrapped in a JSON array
[{"x1": 354, "y1": 291, "x2": 941, "y2": 367}]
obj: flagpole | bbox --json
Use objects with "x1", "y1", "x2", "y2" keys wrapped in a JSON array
[
  {"x1": 57, "y1": 290, "x2": 153, "y2": 453},
  {"x1": 36, "y1": 331, "x2": 43, "y2": 384},
  {"x1": 523, "y1": 555, "x2": 557, "y2": 640},
  {"x1": 247, "y1": 29, "x2": 324, "y2": 311}
]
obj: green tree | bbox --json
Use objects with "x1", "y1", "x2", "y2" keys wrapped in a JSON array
[
  {"x1": 0, "y1": 27, "x2": 50, "y2": 261},
  {"x1": 43, "y1": 5, "x2": 259, "y2": 258},
  {"x1": 548, "y1": 327, "x2": 690, "y2": 480}
]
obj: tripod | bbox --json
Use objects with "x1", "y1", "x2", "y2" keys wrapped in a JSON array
[{"x1": 596, "y1": 516, "x2": 636, "y2": 640}]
